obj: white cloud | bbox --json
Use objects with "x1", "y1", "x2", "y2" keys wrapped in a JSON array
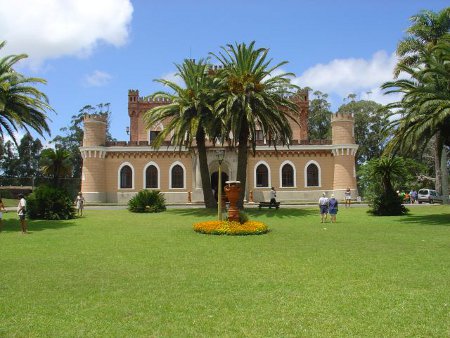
[
  {"x1": 84, "y1": 70, "x2": 113, "y2": 87},
  {"x1": 160, "y1": 71, "x2": 185, "y2": 88},
  {"x1": 293, "y1": 50, "x2": 401, "y2": 107},
  {"x1": 0, "y1": 0, "x2": 133, "y2": 68},
  {"x1": 360, "y1": 87, "x2": 402, "y2": 107}
]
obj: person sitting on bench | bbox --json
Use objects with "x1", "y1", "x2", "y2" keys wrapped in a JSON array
[{"x1": 269, "y1": 187, "x2": 277, "y2": 207}]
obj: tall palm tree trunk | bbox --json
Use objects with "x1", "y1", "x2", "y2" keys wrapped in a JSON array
[
  {"x1": 196, "y1": 128, "x2": 216, "y2": 209},
  {"x1": 236, "y1": 120, "x2": 249, "y2": 209},
  {"x1": 440, "y1": 139, "x2": 449, "y2": 205},
  {"x1": 434, "y1": 134, "x2": 442, "y2": 195}
]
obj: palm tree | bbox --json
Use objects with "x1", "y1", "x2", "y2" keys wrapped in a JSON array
[
  {"x1": 394, "y1": 8, "x2": 450, "y2": 77},
  {"x1": 384, "y1": 42, "x2": 450, "y2": 148},
  {"x1": 383, "y1": 38, "x2": 450, "y2": 202},
  {"x1": 211, "y1": 41, "x2": 299, "y2": 207},
  {"x1": 39, "y1": 148, "x2": 73, "y2": 187},
  {"x1": 144, "y1": 59, "x2": 219, "y2": 209},
  {"x1": 366, "y1": 156, "x2": 408, "y2": 216},
  {"x1": 371, "y1": 157, "x2": 405, "y2": 194},
  {"x1": 0, "y1": 41, "x2": 52, "y2": 144},
  {"x1": 392, "y1": 8, "x2": 450, "y2": 197}
]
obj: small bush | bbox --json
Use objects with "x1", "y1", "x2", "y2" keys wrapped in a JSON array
[
  {"x1": 235, "y1": 210, "x2": 249, "y2": 224},
  {"x1": 128, "y1": 190, "x2": 166, "y2": 213},
  {"x1": 369, "y1": 191, "x2": 408, "y2": 216},
  {"x1": 27, "y1": 186, "x2": 75, "y2": 220}
]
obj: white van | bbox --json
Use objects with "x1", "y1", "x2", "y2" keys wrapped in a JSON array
[{"x1": 417, "y1": 189, "x2": 443, "y2": 204}]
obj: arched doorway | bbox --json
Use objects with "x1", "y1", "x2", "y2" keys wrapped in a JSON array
[{"x1": 210, "y1": 171, "x2": 229, "y2": 201}]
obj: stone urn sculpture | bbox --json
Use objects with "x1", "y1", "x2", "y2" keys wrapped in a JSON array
[{"x1": 224, "y1": 181, "x2": 241, "y2": 222}]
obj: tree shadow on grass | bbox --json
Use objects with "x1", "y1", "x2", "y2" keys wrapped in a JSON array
[
  {"x1": 168, "y1": 207, "x2": 317, "y2": 219},
  {"x1": 0, "y1": 218, "x2": 78, "y2": 233},
  {"x1": 166, "y1": 208, "x2": 216, "y2": 219},
  {"x1": 395, "y1": 213, "x2": 450, "y2": 226},
  {"x1": 245, "y1": 208, "x2": 317, "y2": 219}
]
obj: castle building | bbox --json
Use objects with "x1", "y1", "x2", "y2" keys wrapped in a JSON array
[{"x1": 80, "y1": 90, "x2": 358, "y2": 204}]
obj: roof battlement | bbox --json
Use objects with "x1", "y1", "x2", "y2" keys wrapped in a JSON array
[
  {"x1": 84, "y1": 114, "x2": 107, "y2": 123},
  {"x1": 139, "y1": 96, "x2": 172, "y2": 104},
  {"x1": 331, "y1": 112, "x2": 354, "y2": 122},
  {"x1": 207, "y1": 64, "x2": 224, "y2": 72},
  {"x1": 129, "y1": 89, "x2": 172, "y2": 104},
  {"x1": 289, "y1": 89, "x2": 309, "y2": 102}
]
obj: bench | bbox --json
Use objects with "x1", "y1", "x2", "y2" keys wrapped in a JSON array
[{"x1": 258, "y1": 201, "x2": 280, "y2": 210}]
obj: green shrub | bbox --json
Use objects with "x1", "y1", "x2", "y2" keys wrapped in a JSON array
[
  {"x1": 27, "y1": 186, "x2": 75, "y2": 220},
  {"x1": 369, "y1": 191, "x2": 408, "y2": 216},
  {"x1": 0, "y1": 190, "x2": 14, "y2": 199},
  {"x1": 128, "y1": 190, "x2": 166, "y2": 213},
  {"x1": 235, "y1": 210, "x2": 249, "y2": 224}
]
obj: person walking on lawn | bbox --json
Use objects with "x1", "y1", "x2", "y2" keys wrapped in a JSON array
[
  {"x1": 17, "y1": 194, "x2": 28, "y2": 234},
  {"x1": 0, "y1": 198, "x2": 7, "y2": 232},
  {"x1": 75, "y1": 192, "x2": 85, "y2": 217},
  {"x1": 344, "y1": 187, "x2": 351, "y2": 207}
]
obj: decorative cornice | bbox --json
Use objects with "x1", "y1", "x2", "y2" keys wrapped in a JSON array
[
  {"x1": 330, "y1": 145, "x2": 359, "y2": 156},
  {"x1": 80, "y1": 149, "x2": 106, "y2": 159},
  {"x1": 80, "y1": 144, "x2": 358, "y2": 157},
  {"x1": 254, "y1": 144, "x2": 358, "y2": 152},
  {"x1": 80, "y1": 146, "x2": 190, "y2": 153}
]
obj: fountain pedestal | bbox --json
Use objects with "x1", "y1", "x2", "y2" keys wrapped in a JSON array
[{"x1": 224, "y1": 181, "x2": 241, "y2": 222}]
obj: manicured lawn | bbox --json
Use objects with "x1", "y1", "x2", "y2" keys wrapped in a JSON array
[
  {"x1": 1, "y1": 198, "x2": 17, "y2": 208},
  {"x1": 0, "y1": 206, "x2": 449, "y2": 337}
]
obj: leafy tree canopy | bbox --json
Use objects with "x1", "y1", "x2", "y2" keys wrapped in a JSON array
[
  {"x1": 0, "y1": 133, "x2": 42, "y2": 178},
  {"x1": 337, "y1": 99, "x2": 390, "y2": 166},
  {"x1": 307, "y1": 89, "x2": 332, "y2": 140}
]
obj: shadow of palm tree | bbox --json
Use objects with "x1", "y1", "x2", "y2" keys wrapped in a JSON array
[
  {"x1": 0, "y1": 218, "x2": 78, "y2": 233},
  {"x1": 166, "y1": 208, "x2": 216, "y2": 219},
  {"x1": 395, "y1": 213, "x2": 450, "y2": 226},
  {"x1": 167, "y1": 207, "x2": 317, "y2": 219},
  {"x1": 245, "y1": 208, "x2": 317, "y2": 218}
]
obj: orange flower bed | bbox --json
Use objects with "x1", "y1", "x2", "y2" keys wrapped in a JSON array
[{"x1": 193, "y1": 220, "x2": 269, "y2": 236}]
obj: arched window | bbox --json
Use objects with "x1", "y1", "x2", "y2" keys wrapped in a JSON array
[
  {"x1": 256, "y1": 164, "x2": 269, "y2": 187},
  {"x1": 171, "y1": 164, "x2": 184, "y2": 188},
  {"x1": 145, "y1": 165, "x2": 158, "y2": 189},
  {"x1": 306, "y1": 163, "x2": 319, "y2": 187},
  {"x1": 120, "y1": 165, "x2": 133, "y2": 188},
  {"x1": 281, "y1": 163, "x2": 294, "y2": 187}
]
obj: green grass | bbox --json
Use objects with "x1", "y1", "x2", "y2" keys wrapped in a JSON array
[
  {"x1": 0, "y1": 206, "x2": 449, "y2": 337},
  {"x1": 1, "y1": 198, "x2": 17, "y2": 207}
]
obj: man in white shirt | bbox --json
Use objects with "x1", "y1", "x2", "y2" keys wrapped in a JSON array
[
  {"x1": 318, "y1": 192, "x2": 329, "y2": 223},
  {"x1": 269, "y1": 187, "x2": 277, "y2": 207},
  {"x1": 17, "y1": 194, "x2": 28, "y2": 234}
]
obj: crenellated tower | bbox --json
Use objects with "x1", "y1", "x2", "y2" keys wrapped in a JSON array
[
  {"x1": 80, "y1": 114, "x2": 107, "y2": 202},
  {"x1": 127, "y1": 89, "x2": 172, "y2": 142},
  {"x1": 331, "y1": 113, "x2": 358, "y2": 197},
  {"x1": 128, "y1": 89, "x2": 140, "y2": 142},
  {"x1": 288, "y1": 89, "x2": 309, "y2": 141}
]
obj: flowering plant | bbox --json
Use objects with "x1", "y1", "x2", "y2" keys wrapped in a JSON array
[{"x1": 193, "y1": 220, "x2": 268, "y2": 236}]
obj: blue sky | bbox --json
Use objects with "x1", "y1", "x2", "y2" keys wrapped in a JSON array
[{"x1": 0, "y1": 0, "x2": 448, "y2": 143}]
